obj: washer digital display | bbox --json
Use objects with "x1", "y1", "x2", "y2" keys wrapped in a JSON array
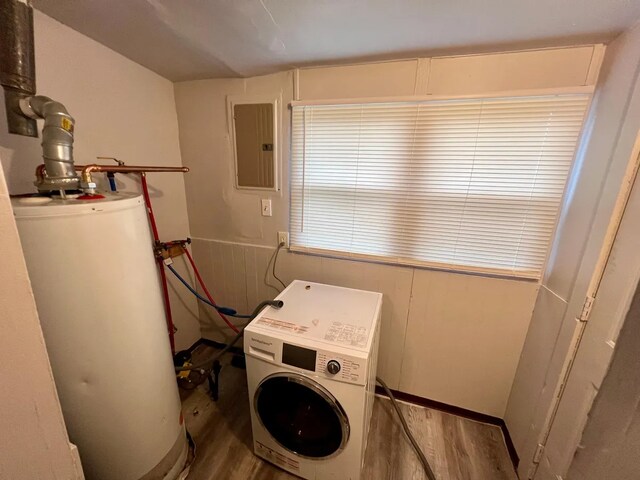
[{"x1": 282, "y1": 343, "x2": 317, "y2": 371}]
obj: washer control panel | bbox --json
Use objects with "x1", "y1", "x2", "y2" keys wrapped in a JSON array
[
  {"x1": 247, "y1": 334, "x2": 368, "y2": 386},
  {"x1": 316, "y1": 351, "x2": 365, "y2": 385}
]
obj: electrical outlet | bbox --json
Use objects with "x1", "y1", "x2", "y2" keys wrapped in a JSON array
[
  {"x1": 261, "y1": 199, "x2": 272, "y2": 217},
  {"x1": 277, "y1": 231, "x2": 289, "y2": 248}
]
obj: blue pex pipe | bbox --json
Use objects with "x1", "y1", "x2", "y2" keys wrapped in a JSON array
[{"x1": 165, "y1": 262, "x2": 250, "y2": 318}]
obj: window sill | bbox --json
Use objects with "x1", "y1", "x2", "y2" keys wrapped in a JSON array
[{"x1": 288, "y1": 245, "x2": 540, "y2": 282}]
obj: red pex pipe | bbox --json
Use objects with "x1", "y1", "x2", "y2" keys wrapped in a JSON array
[
  {"x1": 140, "y1": 173, "x2": 176, "y2": 355},
  {"x1": 140, "y1": 173, "x2": 160, "y2": 240},
  {"x1": 183, "y1": 248, "x2": 240, "y2": 333}
]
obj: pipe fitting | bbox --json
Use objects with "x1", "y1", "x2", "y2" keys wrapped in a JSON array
[
  {"x1": 35, "y1": 162, "x2": 190, "y2": 194},
  {"x1": 80, "y1": 181, "x2": 97, "y2": 194},
  {"x1": 21, "y1": 95, "x2": 80, "y2": 191}
]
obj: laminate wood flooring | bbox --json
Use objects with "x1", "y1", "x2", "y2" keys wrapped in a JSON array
[{"x1": 181, "y1": 346, "x2": 517, "y2": 480}]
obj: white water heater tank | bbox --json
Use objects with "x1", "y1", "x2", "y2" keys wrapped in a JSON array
[{"x1": 12, "y1": 193, "x2": 188, "y2": 480}]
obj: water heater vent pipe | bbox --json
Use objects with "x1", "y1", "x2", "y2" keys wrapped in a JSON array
[
  {"x1": 1, "y1": 0, "x2": 80, "y2": 192},
  {"x1": 0, "y1": 0, "x2": 37, "y2": 137},
  {"x1": 20, "y1": 95, "x2": 80, "y2": 191}
]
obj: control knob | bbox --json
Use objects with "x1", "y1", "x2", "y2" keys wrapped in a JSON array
[{"x1": 327, "y1": 360, "x2": 341, "y2": 375}]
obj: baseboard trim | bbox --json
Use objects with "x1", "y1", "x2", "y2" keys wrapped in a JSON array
[
  {"x1": 501, "y1": 422, "x2": 519, "y2": 471},
  {"x1": 374, "y1": 386, "x2": 519, "y2": 469}
]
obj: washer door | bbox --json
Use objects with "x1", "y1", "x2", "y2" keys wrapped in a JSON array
[{"x1": 254, "y1": 372, "x2": 350, "y2": 459}]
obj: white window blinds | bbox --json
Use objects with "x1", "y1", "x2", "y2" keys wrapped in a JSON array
[{"x1": 290, "y1": 94, "x2": 590, "y2": 278}]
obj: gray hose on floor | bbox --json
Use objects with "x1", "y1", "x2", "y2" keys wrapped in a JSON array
[
  {"x1": 376, "y1": 376, "x2": 437, "y2": 480},
  {"x1": 175, "y1": 300, "x2": 284, "y2": 372}
]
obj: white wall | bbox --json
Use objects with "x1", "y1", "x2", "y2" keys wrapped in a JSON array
[
  {"x1": 174, "y1": 45, "x2": 601, "y2": 417},
  {"x1": 0, "y1": 11, "x2": 200, "y2": 351},
  {"x1": 0, "y1": 166, "x2": 83, "y2": 479},
  {"x1": 504, "y1": 23, "x2": 640, "y2": 476}
]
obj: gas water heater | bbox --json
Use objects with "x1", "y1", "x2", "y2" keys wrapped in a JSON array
[{"x1": 13, "y1": 193, "x2": 189, "y2": 480}]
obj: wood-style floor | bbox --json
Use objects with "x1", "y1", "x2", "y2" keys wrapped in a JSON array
[{"x1": 180, "y1": 346, "x2": 517, "y2": 480}]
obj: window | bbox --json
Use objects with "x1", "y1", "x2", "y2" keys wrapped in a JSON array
[{"x1": 290, "y1": 94, "x2": 590, "y2": 279}]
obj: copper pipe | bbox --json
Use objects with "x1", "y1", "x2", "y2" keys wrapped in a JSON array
[
  {"x1": 35, "y1": 163, "x2": 189, "y2": 184},
  {"x1": 80, "y1": 164, "x2": 189, "y2": 174},
  {"x1": 80, "y1": 164, "x2": 189, "y2": 185},
  {"x1": 35, "y1": 163, "x2": 46, "y2": 182}
]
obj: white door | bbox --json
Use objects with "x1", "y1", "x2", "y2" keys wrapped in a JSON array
[
  {"x1": 531, "y1": 142, "x2": 640, "y2": 479},
  {"x1": 506, "y1": 131, "x2": 640, "y2": 479}
]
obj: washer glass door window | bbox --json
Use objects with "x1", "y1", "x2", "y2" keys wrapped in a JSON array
[{"x1": 255, "y1": 373, "x2": 350, "y2": 458}]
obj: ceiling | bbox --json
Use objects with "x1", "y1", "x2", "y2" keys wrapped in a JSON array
[{"x1": 34, "y1": 0, "x2": 640, "y2": 82}]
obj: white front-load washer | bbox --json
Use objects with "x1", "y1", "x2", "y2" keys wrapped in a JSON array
[{"x1": 244, "y1": 280, "x2": 382, "y2": 480}]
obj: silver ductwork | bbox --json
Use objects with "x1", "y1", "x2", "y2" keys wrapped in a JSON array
[
  {"x1": 1, "y1": 0, "x2": 80, "y2": 191},
  {"x1": 20, "y1": 96, "x2": 80, "y2": 191},
  {"x1": 0, "y1": 0, "x2": 37, "y2": 137}
]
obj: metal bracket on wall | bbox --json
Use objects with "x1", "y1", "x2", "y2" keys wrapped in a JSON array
[
  {"x1": 578, "y1": 295, "x2": 595, "y2": 322},
  {"x1": 533, "y1": 443, "x2": 544, "y2": 464},
  {"x1": 155, "y1": 238, "x2": 191, "y2": 261}
]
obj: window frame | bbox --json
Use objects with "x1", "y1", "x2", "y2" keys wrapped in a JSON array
[{"x1": 288, "y1": 86, "x2": 594, "y2": 280}]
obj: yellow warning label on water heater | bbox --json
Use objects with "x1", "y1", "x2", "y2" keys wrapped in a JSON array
[{"x1": 61, "y1": 117, "x2": 73, "y2": 133}]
